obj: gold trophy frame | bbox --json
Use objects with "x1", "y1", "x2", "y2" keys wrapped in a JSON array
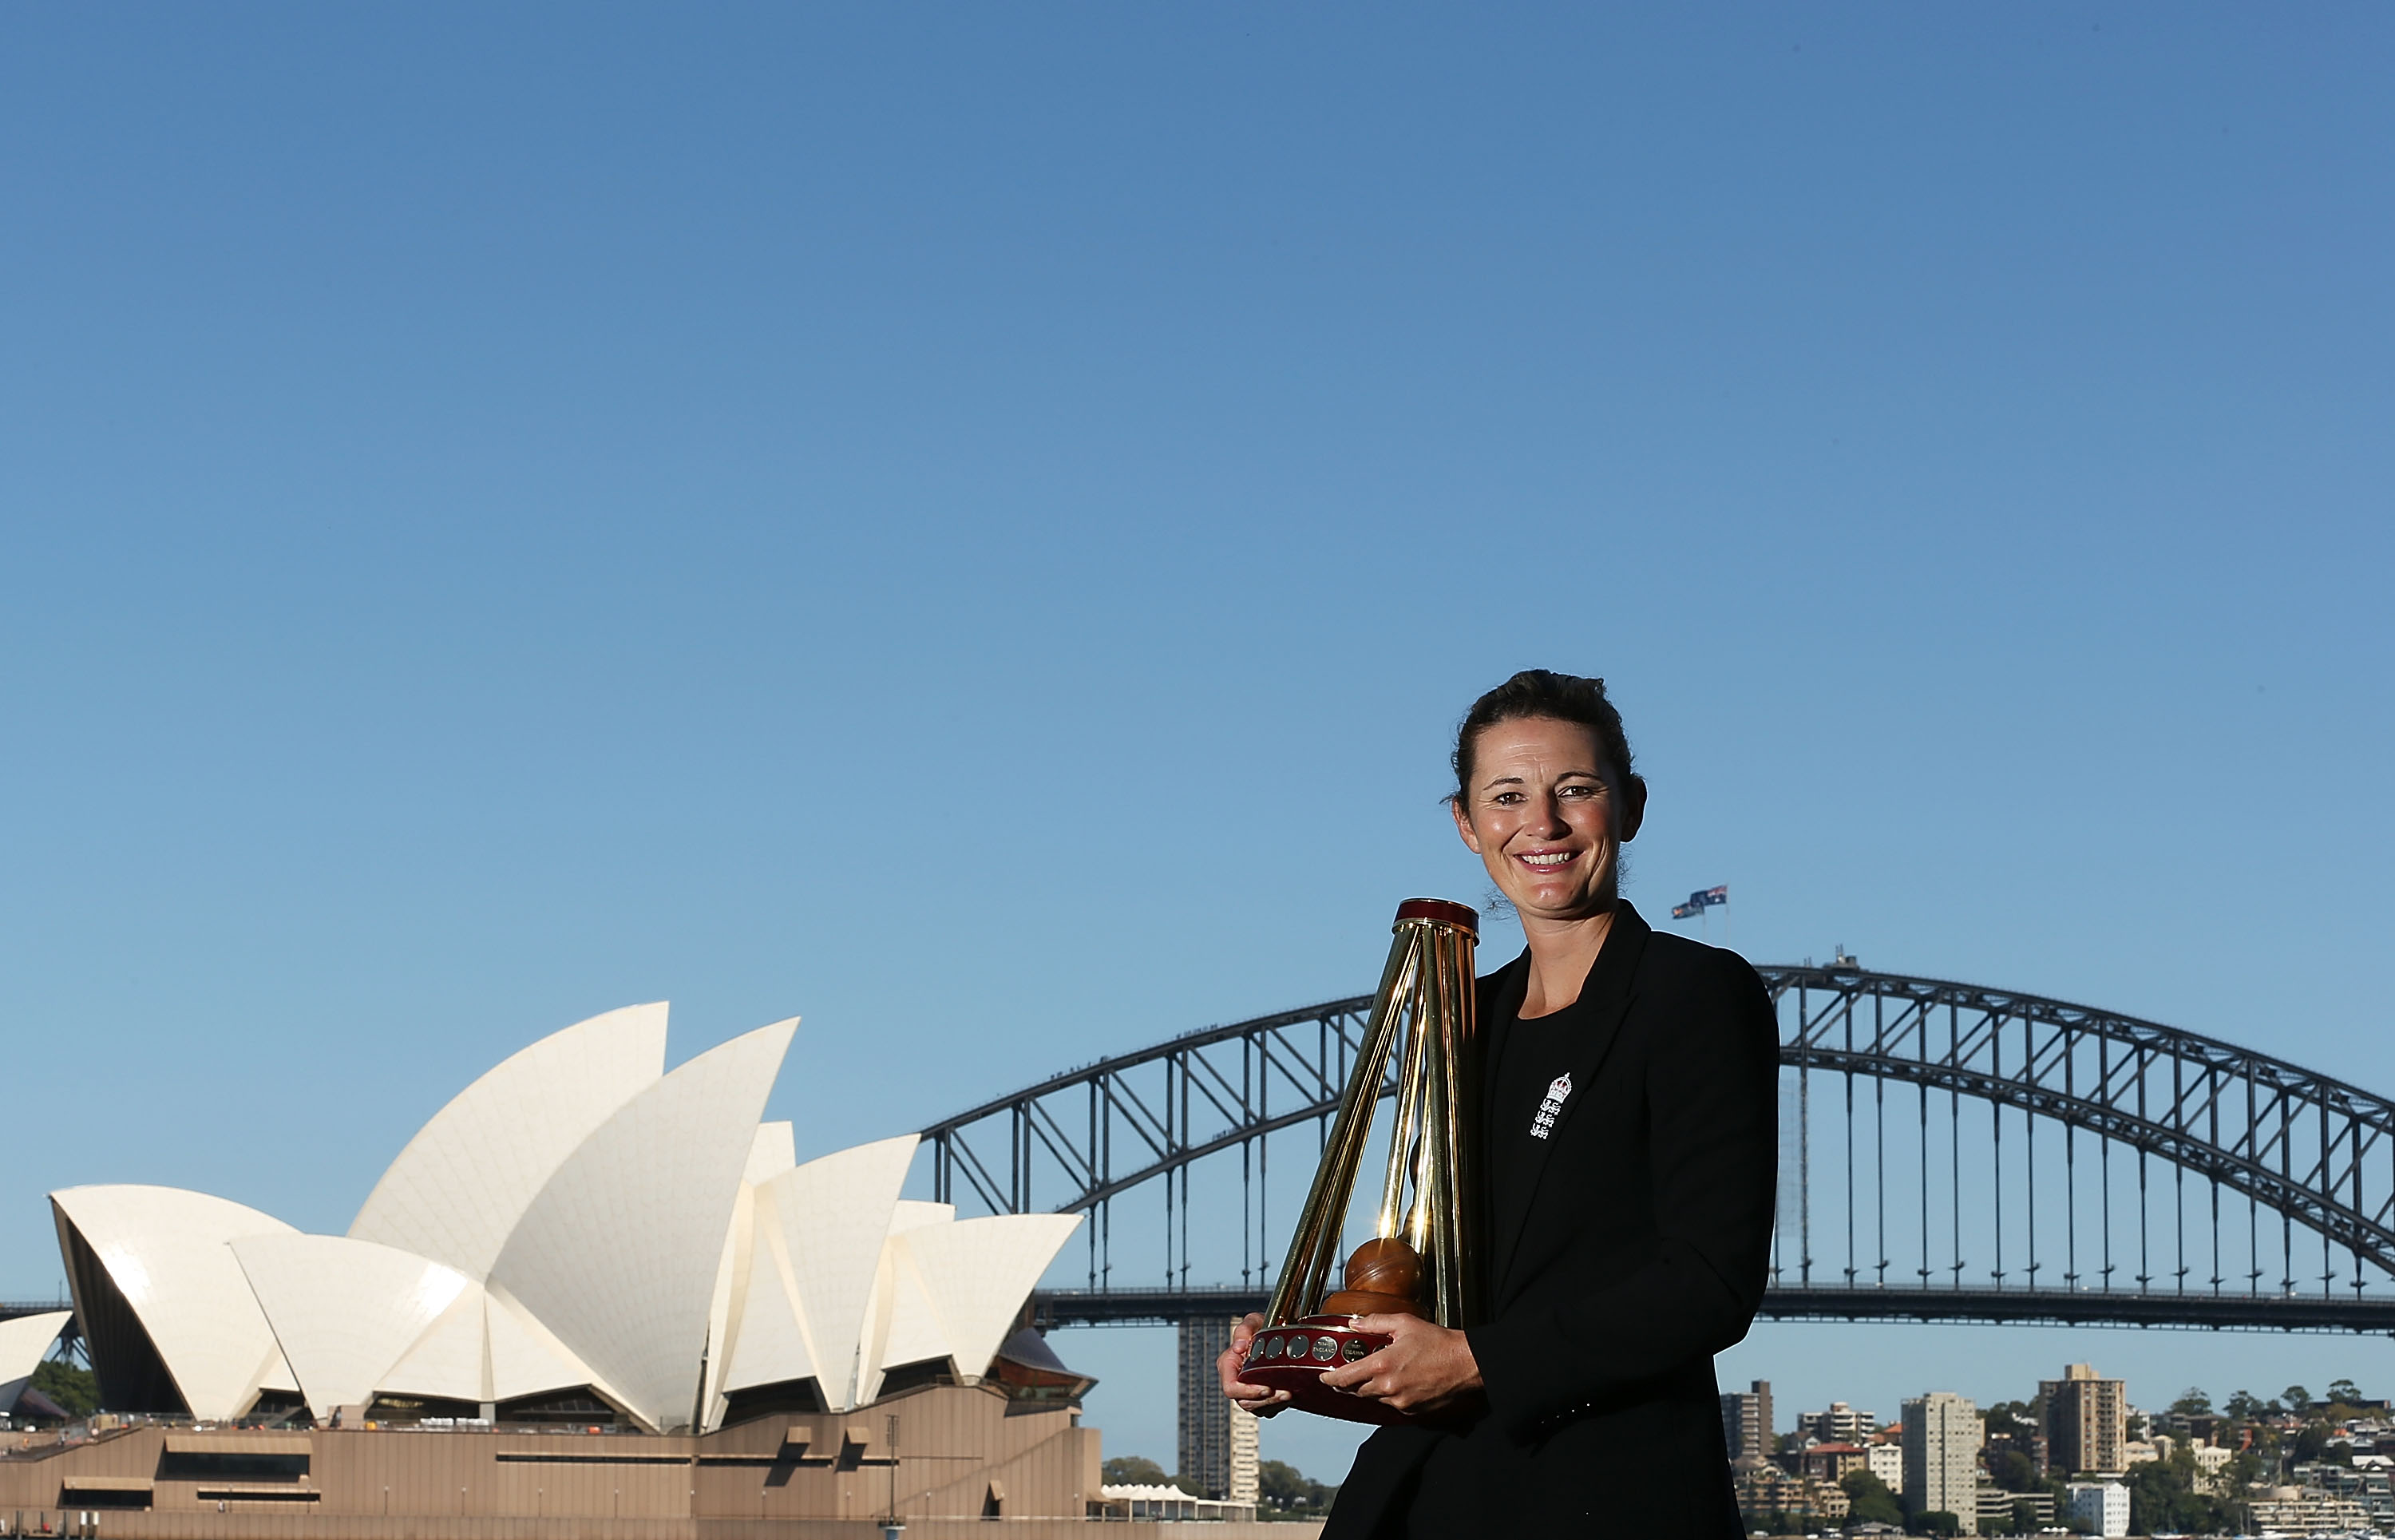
[{"x1": 1243, "y1": 897, "x2": 1480, "y2": 1425}]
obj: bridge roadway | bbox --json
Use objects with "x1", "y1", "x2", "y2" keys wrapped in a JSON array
[{"x1": 1031, "y1": 1285, "x2": 2395, "y2": 1336}]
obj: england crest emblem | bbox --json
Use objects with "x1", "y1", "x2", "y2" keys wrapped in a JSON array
[{"x1": 1530, "y1": 1072, "x2": 1574, "y2": 1139}]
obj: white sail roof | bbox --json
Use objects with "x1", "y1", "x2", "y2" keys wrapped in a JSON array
[
  {"x1": 730, "y1": 1134, "x2": 917, "y2": 1411},
  {"x1": 888, "y1": 1200, "x2": 956, "y2": 1233},
  {"x1": 474, "y1": 1285, "x2": 612, "y2": 1404},
  {"x1": 45, "y1": 1006, "x2": 1082, "y2": 1434},
  {"x1": 0, "y1": 1311, "x2": 71, "y2": 1415},
  {"x1": 231, "y1": 1233, "x2": 473, "y2": 1419},
  {"x1": 350, "y1": 1003, "x2": 668, "y2": 1281},
  {"x1": 893, "y1": 1213, "x2": 1081, "y2": 1384},
  {"x1": 375, "y1": 1289, "x2": 489, "y2": 1404},
  {"x1": 709, "y1": 1212, "x2": 814, "y2": 1418},
  {"x1": 225, "y1": 1237, "x2": 614, "y2": 1415},
  {"x1": 873, "y1": 1237, "x2": 952, "y2": 1379},
  {"x1": 489, "y1": 1019, "x2": 798, "y2": 1430},
  {"x1": 712, "y1": 1199, "x2": 816, "y2": 1408},
  {"x1": 50, "y1": 1186, "x2": 296, "y2": 1420},
  {"x1": 744, "y1": 1123, "x2": 797, "y2": 1186},
  {"x1": 699, "y1": 1123, "x2": 801, "y2": 1424}
]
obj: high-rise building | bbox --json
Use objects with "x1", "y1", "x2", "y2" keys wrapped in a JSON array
[
  {"x1": 1227, "y1": 1396, "x2": 1259, "y2": 1505},
  {"x1": 1178, "y1": 1317, "x2": 1259, "y2": 1503},
  {"x1": 1867, "y1": 1442, "x2": 1905, "y2": 1494},
  {"x1": 1721, "y1": 1380, "x2": 1775, "y2": 1464},
  {"x1": 1797, "y1": 1401, "x2": 1875, "y2": 1443},
  {"x1": 2041, "y1": 1364, "x2": 2128, "y2": 1475},
  {"x1": 1902, "y1": 1392, "x2": 1985, "y2": 1535}
]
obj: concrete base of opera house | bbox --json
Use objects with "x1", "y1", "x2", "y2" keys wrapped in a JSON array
[{"x1": 0, "y1": 1384, "x2": 1320, "y2": 1537}]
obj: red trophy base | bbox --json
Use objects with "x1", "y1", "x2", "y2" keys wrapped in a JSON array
[{"x1": 1241, "y1": 1316, "x2": 1407, "y2": 1427}]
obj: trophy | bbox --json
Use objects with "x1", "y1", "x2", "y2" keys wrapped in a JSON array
[{"x1": 1242, "y1": 898, "x2": 1481, "y2": 1425}]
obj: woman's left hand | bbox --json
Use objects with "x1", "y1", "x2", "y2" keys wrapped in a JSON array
[{"x1": 1314, "y1": 1314, "x2": 1484, "y2": 1415}]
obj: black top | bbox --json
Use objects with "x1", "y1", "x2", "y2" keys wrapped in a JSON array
[
  {"x1": 1484, "y1": 984, "x2": 1595, "y2": 1258},
  {"x1": 1394, "y1": 984, "x2": 1599, "y2": 1539},
  {"x1": 1324, "y1": 901, "x2": 1780, "y2": 1540}
]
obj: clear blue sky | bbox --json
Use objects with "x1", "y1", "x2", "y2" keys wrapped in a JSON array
[{"x1": 4, "y1": 2, "x2": 2389, "y2": 1482}]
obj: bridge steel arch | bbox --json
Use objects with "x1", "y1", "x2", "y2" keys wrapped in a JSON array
[{"x1": 923, "y1": 966, "x2": 2395, "y2": 1335}]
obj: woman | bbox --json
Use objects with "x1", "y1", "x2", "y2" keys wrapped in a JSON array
[{"x1": 1219, "y1": 669, "x2": 1779, "y2": 1536}]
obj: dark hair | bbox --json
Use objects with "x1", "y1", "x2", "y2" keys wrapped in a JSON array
[{"x1": 1450, "y1": 669, "x2": 1635, "y2": 804}]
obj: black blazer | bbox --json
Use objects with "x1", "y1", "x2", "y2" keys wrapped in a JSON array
[{"x1": 1324, "y1": 901, "x2": 1779, "y2": 1538}]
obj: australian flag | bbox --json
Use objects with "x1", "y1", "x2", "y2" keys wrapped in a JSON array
[{"x1": 1670, "y1": 885, "x2": 1728, "y2": 920}]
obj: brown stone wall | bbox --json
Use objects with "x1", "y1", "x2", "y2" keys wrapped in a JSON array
[{"x1": 0, "y1": 1383, "x2": 1150, "y2": 1532}]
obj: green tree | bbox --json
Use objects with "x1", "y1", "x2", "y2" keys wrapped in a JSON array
[
  {"x1": 2168, "y1": 1386, "x2": 2214, "y2": 1417},
  {"x1": 2326, "y1": 1378, "x2": 2365, "y2": 1408},
  {"x1": 2282, "y1": 1384, "x2": 2313, "y2": 1413},
  {"x1": 1913, "y1": 1509, "x2": 1961, "y2": 1536},
  {"x1": 1255, "y1": 1459, "x2": 1336, "y2": 1515},
  {"x1": 1983, "y1": 1399, "x2": 2039, "y2": 1433},
  {"x1": 1990, "y1": 1447, "x2": 2041, "y2": 1493},
  {"x1": 2286, "y1": 1420, "x2": 2342, "y2": 1465},
  {"x1": 2125, "y1": 1443, "x2": 2237, "y2": 1535},
  {"x1": 26, "y1": 1361, "x2": 98, "y2": 1419},
  {"x1": 2224, "y1": 1389, "x2": 2269, "y2": 1421},
  {"x1": 1841, "y1": 1469, "x2": 1906, "y2": 1527}
]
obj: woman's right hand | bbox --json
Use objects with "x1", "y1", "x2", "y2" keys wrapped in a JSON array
[{"x1": 1216, "y1": 1312, "x2": 1291, "y2": 1417}]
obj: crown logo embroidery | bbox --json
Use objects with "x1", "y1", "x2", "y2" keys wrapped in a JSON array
[{"x1": 1530, "y1": 1072, "x2": 1573, "y2": 1140}]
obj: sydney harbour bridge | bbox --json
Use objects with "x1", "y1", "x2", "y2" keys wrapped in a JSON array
[{"x1": 923, "y1": 960, "x2": 2395, "y2": 1349}]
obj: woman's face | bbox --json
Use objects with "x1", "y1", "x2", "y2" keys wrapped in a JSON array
[{"x1": 1451, "y1": 716, "x2": 1645, "y2": 924}]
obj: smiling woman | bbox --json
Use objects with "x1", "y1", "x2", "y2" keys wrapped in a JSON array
[
  {"x1": 1447, "y1": 672, "x2": 1649, "y2": 1018},
  {"x1": 1223, "y1": 670, "x2": 1783, "y2": 1538}
]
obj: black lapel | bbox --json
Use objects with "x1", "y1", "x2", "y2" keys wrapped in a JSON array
[{"x1": 1488, "y1": 901, "x2": 1653, "y2": 1294}]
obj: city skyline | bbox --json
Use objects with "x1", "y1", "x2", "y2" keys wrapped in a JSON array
[
  {"x1": 1702, "y1": 1358, "x2": 2390, "y2": 1535},
  {"x1": 1062, "y1": 1303, "x2": 2395, "y2": 1473}
]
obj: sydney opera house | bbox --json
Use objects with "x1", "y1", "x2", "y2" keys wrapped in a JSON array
[{"x1": 0, "y1": 1007, "x2": 1263, "y2": 1535}]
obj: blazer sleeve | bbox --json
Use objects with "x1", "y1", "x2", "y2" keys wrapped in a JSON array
[{"x1": 1466, "y1": 951, "x2": 1779, "y2": 1435}]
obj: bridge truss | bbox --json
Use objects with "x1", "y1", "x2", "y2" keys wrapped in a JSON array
[{"x1": 924, "y1": 965, "x2": 2395, "y2": 1335}]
